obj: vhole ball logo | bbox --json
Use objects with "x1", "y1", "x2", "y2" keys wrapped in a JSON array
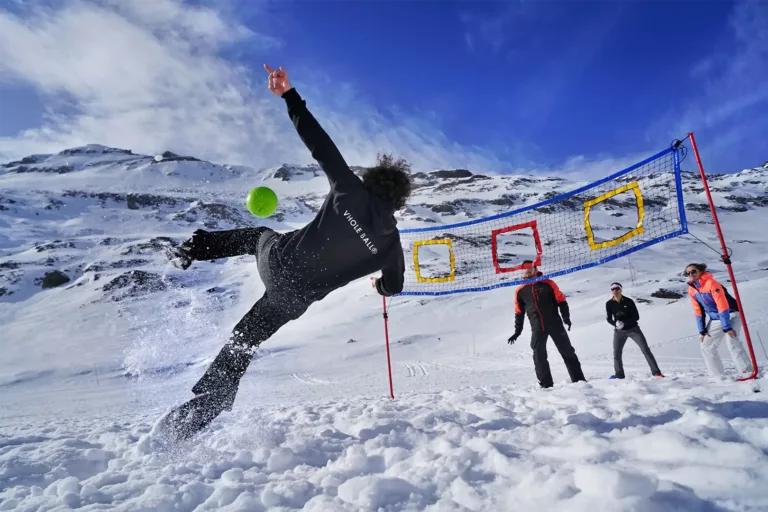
[{"x1": 343, "y1": 210, "x2": 378, "y2": 254}]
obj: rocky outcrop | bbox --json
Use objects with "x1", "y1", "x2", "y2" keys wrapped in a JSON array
[
  {"x1": 151, "y1": 151, "x2": 200, "y2": 163},
  {"x1": 102, "y1": 270, "x2": 167, "y2": 301},
  {"x1": 38, "y1": 270, "x2": 71, "y2": 289},
  {"x1": 651, "y1": 288, "x2": 685, "y2": 299},
  {"x1": 83, "y1": 259, "x2": 150, "y2": 273},
  {"x1": 430, "y1": 169, "x2": 473, "y2": 179},
  {"x1": 120, "y1": 237, "x2": 175, "y2": 256}
]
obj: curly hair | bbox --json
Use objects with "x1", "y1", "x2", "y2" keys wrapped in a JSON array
[{"x1": 361, "y1": 153, "x2": 413, "y2": 210}]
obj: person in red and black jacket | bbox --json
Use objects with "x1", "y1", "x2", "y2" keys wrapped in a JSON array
[{"x1": 508, "y1": 261, "x2": 586, "y2": 388}]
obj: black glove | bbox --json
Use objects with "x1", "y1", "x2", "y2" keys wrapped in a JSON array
[
  {"x1": 182, "y1": 229, "x2": 212, "y2": 260},
  {"x1": 564, "y1": 319, "x2": 572, "y2": 331},
  {"x1": 508, "y1": 333, "x2": 520, "y2": 344},
  {"x1": 374, "y1": 277, "x2": 394, "y2": 297}
]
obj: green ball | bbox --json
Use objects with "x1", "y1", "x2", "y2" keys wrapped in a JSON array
[{"x1": 246, "y1": 186, "x2": 278, "y2": 217}]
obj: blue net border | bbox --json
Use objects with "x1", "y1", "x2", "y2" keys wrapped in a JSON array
[{"x1": 397, "y1": 144, "x2": 689, "y2": 297}]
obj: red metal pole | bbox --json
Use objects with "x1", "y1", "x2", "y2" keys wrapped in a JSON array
[
  {"x1": 382, "y1": 295, "x2": 395, "y2": 399},
  {"x1": 688, "y1": 132, "x2": 759, "y2": 381}
]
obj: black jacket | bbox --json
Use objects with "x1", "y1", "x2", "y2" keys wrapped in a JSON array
[
  {"x1": 605, "y1": 296, "x2": 640, "y2": 330},
  {"x1": 513, "y1": 275, "x2": 571, "y2": 335},
  {"x1": 271, "y1": 88, "x2": 405, "y2": 299}
]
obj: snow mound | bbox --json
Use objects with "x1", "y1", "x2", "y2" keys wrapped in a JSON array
[{"x1": 2, "y1": 378, "x2": 767, "y2": 511}]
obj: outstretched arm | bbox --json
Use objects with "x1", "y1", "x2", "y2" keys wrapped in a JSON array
[{"x1": 264, "y1": 64, "x2": 360, "y2": 191}]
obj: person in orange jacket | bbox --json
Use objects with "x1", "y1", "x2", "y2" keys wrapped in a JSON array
[{"x1": 685, "y1": 263, "x2": 752, "y2": 378}]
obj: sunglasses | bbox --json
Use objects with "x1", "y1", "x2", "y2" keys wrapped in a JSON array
[
  {"x1": 611, "y1": 287, "x2": 621, "y2": 291},
  {"x1": 683, "y1": 269, "x2": 700, "y2": 277}
]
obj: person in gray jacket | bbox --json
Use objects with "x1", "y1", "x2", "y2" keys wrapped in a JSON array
[{"x1": 606, "y1": 282, "x2": 664, "y2": 379}]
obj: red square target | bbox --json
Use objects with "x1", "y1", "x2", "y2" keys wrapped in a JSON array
[{"x1": 491, "y1": 220, "x2": 543, "y2": 274}]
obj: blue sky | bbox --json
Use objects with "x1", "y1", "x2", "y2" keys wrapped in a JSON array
[{"x1": 0, "y1": 0, "x2": 766, "y2": 174}]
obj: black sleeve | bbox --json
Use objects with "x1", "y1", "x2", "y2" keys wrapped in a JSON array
[
  {"x1": 628, "y1": 297, "x2": 640, "y2": 322},
  {"x1": 375, "y1": 242, "x2": 405, "y2": 297},
  {"x1": 557, "y1": 300, "x2": 570, "y2": 323},
  {"x1": 606, "y1": 301, "x2": 615, "y2": 326},
  {"x1": 514, "y1": 290, "x2": 525, "y2": 335},
  {"x1": 282, "y1": 88, "x2": 360, "y2": 191},
  {"x1": 514, "y1": 312, "x2": 525, "y2": 335}
]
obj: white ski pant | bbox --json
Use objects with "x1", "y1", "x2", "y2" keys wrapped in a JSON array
[{"x1": 700, "y1": 315, "x2": 752, "y2": 377}]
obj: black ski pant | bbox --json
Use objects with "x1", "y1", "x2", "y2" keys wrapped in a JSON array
[
  {"x1": 530, "y1": 327, "x2": 586, "y2": 388},
  {"x1": 186, "y1": 228, "x2": 315, "y2": 410},
  {"x1": 612, "y1": 325, "x2": 660, "y2": 378}
]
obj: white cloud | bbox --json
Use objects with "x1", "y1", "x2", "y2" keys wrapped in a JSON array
[
  {"x1": 0, "y1": 0, "x2": 504, "y2": 173},
  {"x1": 529, "y1": 152, "x2": 656, "y2": 184},
  {"x1": 650, "y1": 0, "x2": 768, "y2": 170},
  {"x1": 100, "y1": 0, "x2": 255, "y2": 47}
]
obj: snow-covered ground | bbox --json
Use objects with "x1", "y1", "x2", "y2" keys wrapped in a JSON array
[
  {"x1": 3, "y1": 376, "x2": 768, "y2": 511},
  {"x1": 2, "y1": 145, "x2": 768, "y2": 511}
]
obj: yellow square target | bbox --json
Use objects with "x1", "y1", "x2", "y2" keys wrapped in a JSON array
[
  {"x1": 413, "y1": 238, "x2": 456, "y2": 283},
  {"x1": 584, "y1": 181, "x2": 645, "y2": 250}
]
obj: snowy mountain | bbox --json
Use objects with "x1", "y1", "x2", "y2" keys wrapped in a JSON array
[
  {"x1": 2, "y1": 144, "x2": 768, "y2": 304},
  {"x1": 2, "y1": 144, "x2": 768, "y2": 511}
]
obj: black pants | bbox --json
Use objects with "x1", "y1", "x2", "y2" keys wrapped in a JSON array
[
  {"x1": 613, "y1": 325, "x2": 660, "y2": 378},
  {"x1": 531, "y1": 327, "x2": 586, "y2": 388},
  {"x1": 188, "y1": 228, "x2": 315, "y2": 408}
]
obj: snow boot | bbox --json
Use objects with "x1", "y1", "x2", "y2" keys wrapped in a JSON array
[{"x1": 156, "y1": 391, "x2": 236, "y2": 442}]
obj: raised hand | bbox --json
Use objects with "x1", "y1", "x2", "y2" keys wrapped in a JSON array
[{"x1": 264, "y1": 64, "x2": 292, "y2": 96}]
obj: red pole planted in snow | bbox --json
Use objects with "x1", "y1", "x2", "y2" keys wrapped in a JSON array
[
  {"x1": 688, "y1": 132, "x2": 759, "y2": 381},
  {"x1": 371, "y1": 277, "x2": 395, "y2": 399},
  {"x1": 382, "y1": 295, "x2": 395, "y2": 399}
]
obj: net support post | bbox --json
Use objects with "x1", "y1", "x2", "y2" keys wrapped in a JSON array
[{"x1": 688, "y1": 132, "x2": 759, "y2": 382}]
